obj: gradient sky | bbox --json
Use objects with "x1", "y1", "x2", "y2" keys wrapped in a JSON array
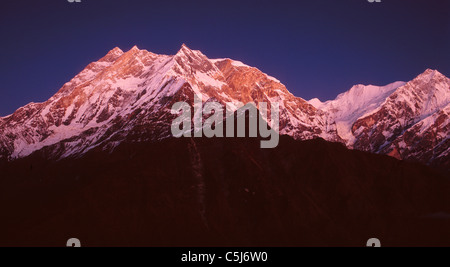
[{"x1": 0, "y1": 0, "x2": 448, "y2": 116}]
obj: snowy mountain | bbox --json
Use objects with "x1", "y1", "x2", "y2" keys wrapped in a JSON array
[
  {"x1": 309, "y1": 81, "x2": 406, "y2": 144},
  {"x1": 350, "y1": 69, "x2": 450, "y2": 167},
  {"x1": 0, "y1": 45, "x2": 339, "y2": 160},
  {"x1": 310, "y1": 69, "x2": 450, "y2": 168},
  {"x1": 0, "y1": 45, "x2": 448, "y2": 169}
]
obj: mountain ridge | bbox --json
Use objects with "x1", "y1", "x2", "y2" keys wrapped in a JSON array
[{"x1": 0, "y1": 45, "x2": 448, "y2": 169}]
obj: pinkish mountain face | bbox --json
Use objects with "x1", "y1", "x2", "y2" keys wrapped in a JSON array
[
  {"x1": 0, "y1": 45, "x2": 339, "y2": 160},
  {"x1": 310, "y1": 69, "x2": 450, "y2": 168},
  {"x1": 351, "y1": 70, "x2": 449, "y2": 165},
  {"x1": 0, "y1": 45, "x2": 448, "y2": 169}
]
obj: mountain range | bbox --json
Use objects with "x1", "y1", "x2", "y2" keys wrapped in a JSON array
[
  {"x1": 1, "y1": 45, "x2": 449, "y2": 246},
  {"x1": 0, "y1": 44, "x2": 448, "y2": 170}
]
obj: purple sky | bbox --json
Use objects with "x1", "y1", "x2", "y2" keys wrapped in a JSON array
[{"x1": 0, "y1": 0, "x2": 448, "y2": 116}]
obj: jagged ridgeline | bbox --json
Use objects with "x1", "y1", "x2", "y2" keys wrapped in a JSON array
[{"x1": 0, "y1": 45, "x2": 448, "y2": 170}]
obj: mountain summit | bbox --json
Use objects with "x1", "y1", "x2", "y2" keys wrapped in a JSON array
[
  {"x1": 0, "y1": 45, "x2": 448, "y2": 169},
  {"x1": 0, "y1": 45, "x2": 338, "y2": 160},
  {"x1": 309, "y1": 69, "x2": 449, "y2": 168}
]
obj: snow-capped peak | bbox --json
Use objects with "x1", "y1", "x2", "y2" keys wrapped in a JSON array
[
  {"x1": 418, "y1": 68, "x2": 439, "y2": 81},
  {"x1": 99, "y1": 47, "x2": 124, "y2": 63},
  {"x1": 309, "y1": 81, "x2": 406, "y2": 143},
  {"x1": 176, "y1": 44, "x2": 203, "y2": 58},
  {"x1": 109, "y1": 47, "x2": 124, "y2": 55}
]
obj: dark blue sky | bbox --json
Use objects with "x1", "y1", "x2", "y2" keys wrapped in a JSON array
[{"x1": 0, "y1": 0, "x2": 448, "y2": 116}]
